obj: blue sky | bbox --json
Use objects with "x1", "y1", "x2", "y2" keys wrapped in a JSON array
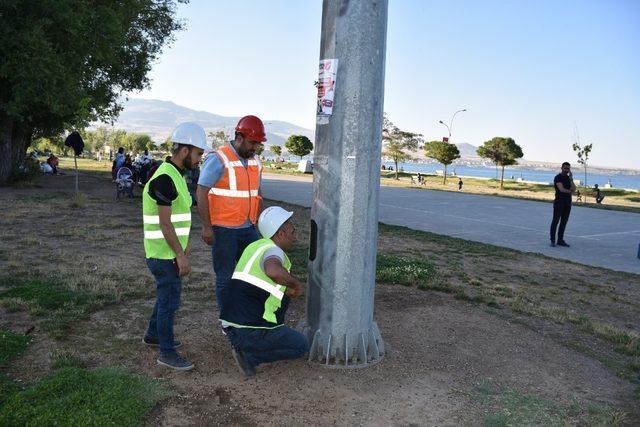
[{"x1": 136, "y1": 0, "x2": 640, "y2": 169}]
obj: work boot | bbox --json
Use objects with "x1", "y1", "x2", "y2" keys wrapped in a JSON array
[
  {"x1": 557, "y1": 240, "x2": 570, "y2": 247},
  {"x1": 231, "y1": 348, "x2": 255, "y2": 378},
  {"x1": 157, "y1": 353, "x2": 194, "y2": 371},
  {"x1": 142, "y1": 335, "x2": 182, "y2": 349}
]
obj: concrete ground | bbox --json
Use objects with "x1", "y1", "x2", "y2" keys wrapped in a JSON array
[{"x1": 262, "y1": 173, "x2": 640, "y2": 274}]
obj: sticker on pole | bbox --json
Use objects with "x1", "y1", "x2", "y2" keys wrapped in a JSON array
[{"x1": 316, "y1": 59, "x2": 338, "y2": 125}]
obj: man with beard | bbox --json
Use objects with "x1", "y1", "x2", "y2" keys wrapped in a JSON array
[
  {"x1": 141, "y1": 122, "x2": 207, "y2": 370},
  {"x1": 196, "y1": 115, "x2": 267, "y2": 313},
  {"x1": 550, "y1": 162, "x2": 576, "y2": 247}
]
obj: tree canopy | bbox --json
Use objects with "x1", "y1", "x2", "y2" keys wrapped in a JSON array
[
  {"x1": 381, "y1": 116, "x2": 422, "y2": 180},
  {"x1": 0, "y1": 0, "x2": 185, "y2": 182},
  {"x1": 208, "y1": 130, "x2": 229, "y2": 150},
  {"x1": 285, "y1": 135, "x2": 313, "y2": 160},
  {"x1": 477, "y1": 137, "x2": 523, "y2": 189},
  {"x1": 423, "y1": 140, "x2": 460, "y2": 184},
  {"x1": 270, "y1": 145, "x2": 282, "y2": 157}
]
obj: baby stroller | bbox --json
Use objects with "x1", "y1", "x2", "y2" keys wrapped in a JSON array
[{"x1": 115, "y1": 167, "x2": 134, "y2": 199}]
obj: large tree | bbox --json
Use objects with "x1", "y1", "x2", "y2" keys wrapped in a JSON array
[
  {"x1": 477, "y1": 137, "x2": 523, "y2": 189},
  {"x1": 285, "y1": 135, "x2": 313, "y2": 160},
  {"x1": 382, "y1": 116, "x2": 422, "y2": 180},
  {"x1": 0, "y1": 0, "x2": 185, "y2": 183},
  {"x1": 423, "y1": 140, "x2": 460, "y2": 184}
]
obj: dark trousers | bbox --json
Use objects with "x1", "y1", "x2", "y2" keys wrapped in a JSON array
[
  {"x1": 211, "y1": 225, "x2": 260, "y2": 312},
  {"x1": 550, "y1": 200, "x2": 572, "y2": 242},
  {"x1": 145, "y1": 258, "x2": 182, "y2": 356},
  {"x1": 225, "y1": 326, "x2": 309, "y2": 367}
]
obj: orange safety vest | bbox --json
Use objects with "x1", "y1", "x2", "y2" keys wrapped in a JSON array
[{"x1": 208, "y1": 145, "x2": 262, "y2": 227}]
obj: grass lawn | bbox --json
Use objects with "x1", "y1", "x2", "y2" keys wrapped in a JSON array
[{"x1": 1, "y1": 159, "x2": 638, "y2": 423}]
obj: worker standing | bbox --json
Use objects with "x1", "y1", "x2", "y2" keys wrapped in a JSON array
[
  {"x1": 141, "y1": 122, "x2": 207, "y2": 371},
  {"x1": 219, "y1": 206, "x2": 309, "y2": 377},
  {"x1": 196, "y1": 115, "x2": 266, "y2": 312}
]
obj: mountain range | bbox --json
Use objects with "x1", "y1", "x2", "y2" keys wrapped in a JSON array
[{"x1": 98, "y1": 98, "x2": 314, "y2": 147}]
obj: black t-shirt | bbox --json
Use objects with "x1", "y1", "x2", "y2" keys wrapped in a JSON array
[
  {"x1": 148, "y1": 160, "x2": 185, "y2": 206},
  {"x1": 553, "y1": 173, "x2": 572, "y2": 203}
]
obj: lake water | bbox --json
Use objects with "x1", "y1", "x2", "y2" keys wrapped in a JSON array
[{"x1": 382, "y1": 162, "x2": 640, "y2": 191}]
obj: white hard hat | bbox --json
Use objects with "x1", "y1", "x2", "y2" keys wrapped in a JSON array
[
  {"x1": 258, "y1": 206, "x2": 293, "y2": 239},
  {"x1": 170, "y1": 122, "x2": 208, "y2": 150}
]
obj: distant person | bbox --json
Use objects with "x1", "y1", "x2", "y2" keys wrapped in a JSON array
[
  {"x1": 112, "y1": 147, "x2": 125, "y2": 180},
  {"x1": 458, "y1": 178, "x2": 463, "y2": 191},
  {"x1": 417, "y1": 172, "x2": 423, "y2": 184},
  {"x1": 46, "y1": 154, "x2": 60, "y2": 175},
  {"x1": 124, "y1": 154, "x2": 133, "y2": 169},
  {"x1": 549, "y1": 162, "x2": 576, "y2": 247},
  {"x1": 575, "y1": 190, "x2": 583, "y2": 203},
  {"x1": 593, "y1": 184, "x2": 605, "y2": 204},
  {"x1": 381, "y1": 164, "x2": 386, "y2": 170}
]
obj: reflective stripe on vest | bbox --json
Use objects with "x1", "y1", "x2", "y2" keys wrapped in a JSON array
[
  {"x1": 230, "y1": 238, "x2": 292, "y2": 324},
  {"x1": 142, "y1": 162, "x2": 192, "y2": 259},
  {"x1": 208, "y1": 144, "x2": 262, "y2": 227}
]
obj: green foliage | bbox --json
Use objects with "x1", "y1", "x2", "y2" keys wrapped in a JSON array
[
  {"x1": 0, "y1": 329, "x2": 30, "y2": 367},
  {"x1": 0, "y1": 277, "x2": 116, "y2": 339},
  {"x1": 285, "y1": 135, "x2": 313, "y2": 159},
  {"x1": 160, "y1": 137, "x2": 174, "y2": 152},
  {"x1": 0, "y1": 374, "x2": 20, "y2": 407},
  {"x1": 270, "y1": 145, "x2": 282, "y2": 156},
  {"x1": 382, "y1": 115, "x2": 422, "y2": 179},
  {"x1": 208, "y1": 130, "x2": 228, "y2": 150},
  {"x1": 572, "y1": 141, "x2": 593, "y2": 186},
  {"x1": 477, "y1": 137, "x2": 523, "y2": 189},
  {"x1": 473, "y1": 381, "x2": 626, "y2": 426},
  {"x1": 0, "y1": 0, "x2": 184, "y2": 182},
  {"x1": 423, "y1": 140, "x2": 460, "y2": 184},
  {"x1": 9, "y1": 159, "x2": 41, "y2": 184},
  {"x1": 0, "y1": 367, "x2": 172, "y2": 426},
  {"x1": 376, "y1": 254, "x2": 438, "y2": 287}
]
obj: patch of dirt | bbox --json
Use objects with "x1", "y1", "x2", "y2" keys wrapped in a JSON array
[{"x1": 1, "y1": 168, "x2": 639, "y2": 425}]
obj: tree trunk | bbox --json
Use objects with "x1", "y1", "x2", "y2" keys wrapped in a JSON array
[
  {"x1": 584, "y1": 165, "x2": 587, "y2": 187},
  {"x1": 443, "y1": 164, "x2": 447, "y2": 185},
  {"x1": 394, "y1": 160, "x2": 398, "y2": 180},
  {"x1": 0, "y1": 114, "x2": 13, "y2": 184},
  {"x1": 500, "y1": 165, "x2": 505, "y2": 189}
]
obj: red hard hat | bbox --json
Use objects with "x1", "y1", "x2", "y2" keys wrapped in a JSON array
[{"x1": 235, "y1": 115, "x2": 267, "y2": 142}]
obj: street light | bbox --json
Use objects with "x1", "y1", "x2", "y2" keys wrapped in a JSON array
[{"x1": 438, "y1": 108, "x2": 467, "y2": 142}]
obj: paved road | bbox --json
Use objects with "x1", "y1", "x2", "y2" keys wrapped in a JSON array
[{"x1": 262, "y1": 174, "x2": 640, "y2": 275}]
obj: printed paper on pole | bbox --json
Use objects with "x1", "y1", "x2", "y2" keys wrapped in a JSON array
[{"x1": 316, "y1": 59, "x2": 338, "y2": 124}]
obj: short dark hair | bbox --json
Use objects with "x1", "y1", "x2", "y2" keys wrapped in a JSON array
[
  {"x1": 172, "y1": 143, "x2": 190, "y2": 155},
  {"x1": 562, "y1": 162, "x2": 570, "y2": 167}
]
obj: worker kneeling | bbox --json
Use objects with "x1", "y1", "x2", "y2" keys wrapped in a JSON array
[{"x1": 220, "y1": 206, "x2": 309, "y2": 377}]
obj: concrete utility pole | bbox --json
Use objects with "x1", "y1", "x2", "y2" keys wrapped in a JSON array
[{"x1": 305, "y1": 0, "x2": 388, "y2": 367}]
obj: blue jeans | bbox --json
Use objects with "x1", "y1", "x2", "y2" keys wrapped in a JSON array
[
  {"x1": 145, "y1": 258, "x2": 182, "y2": 356},
  {"x1": 225, "y1": 326, "x2": 309, "y2": 367},
  {"x1": 212, "y1": 225, "x2": 260, "y2": 311}
]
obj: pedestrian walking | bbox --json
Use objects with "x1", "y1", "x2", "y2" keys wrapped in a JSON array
[
  {"x1": 196, "y1": 115, "x2": 267, "y2": 313},
  {"x1": 549, "y1": 162, "x2": 576, "y2": 247},
  {"x1": 458, "y1": 178, "x2": 463, "y2": 191},
  {"x1": 141, "y1": 122, "x2": 207, "y2": 371}
]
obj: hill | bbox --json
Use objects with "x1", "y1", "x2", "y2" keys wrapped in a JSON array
[{"x1": 96, "y1": 98, "x2": 315, "y2": 147}]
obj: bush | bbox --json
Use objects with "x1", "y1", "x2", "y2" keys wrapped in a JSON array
[{"x1": 9, "y1": 161, "x2": 41, "y2": 184}]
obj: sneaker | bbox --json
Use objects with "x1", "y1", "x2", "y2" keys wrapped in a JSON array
[
  {"x1": 157, "y1": 353, "x2": 194, "y2": 371},
  {"x1": 557, "y1": 241, "x2": 570, "y2": 247},
  {"x1": 231, "y1": 348, "x2": 255, "y2": 378},
  {"x1": 142, "y1": 336, "x2": 182, "y2": 349}
]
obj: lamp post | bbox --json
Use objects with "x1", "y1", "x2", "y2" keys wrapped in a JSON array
[{"x1": 438, "y1": 108, "x2": 467, "y2": 142}]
